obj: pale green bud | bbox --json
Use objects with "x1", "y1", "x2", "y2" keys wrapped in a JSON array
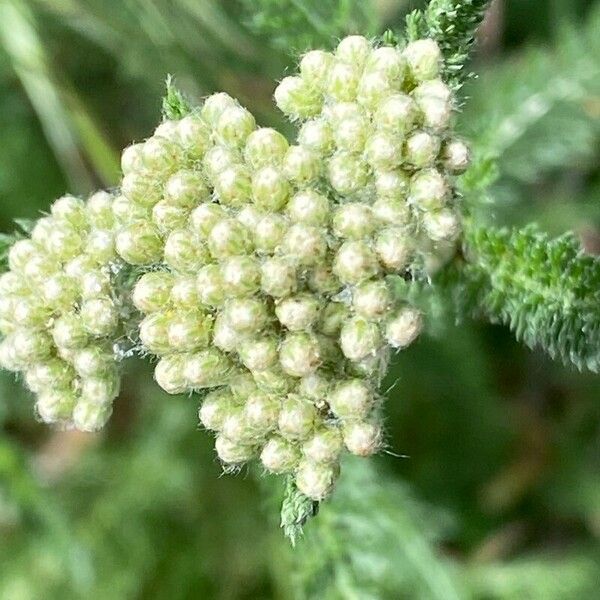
[
  {"x1": 223, "y1": 298, "x2": 269, "y2": 334},
  {"x1": 116, "y1": 221, "x2": 163, "y2": 265},
  {"x1": 409, "y1": 168, "x2": 448, "y2": 210},
  {"x1": 244, "y1": 391, "x2": 280, "y2": 434},
  {"x1": 260, "y1": 436, "x2": 300, "y2": 474},
  {"x1": 121, "y1": 143, "x2": 144, "y2": 175},
  {"x1": 81, "y1": 297, "x2": 119, "y2": 337},
  {"x1": 297, "y1": 119, "x2": 334, "y2": 155},
  {"x1": 36, "y1": 388, "x2": 76, "y2": 424},
  {"x1": 12, "y1": 329, "x2": 53, "y2": 363},
  {"x1": 207, "y1": 218, "x2": 252, "y2": 259},
  {"x1": 442, "y1": 139, "x2": 470, "y2": 173},
  {"x1": 47, "y1": 226, "x2": 83, "y2": 261},
  {"x1": 0, "y1": 272, "x2": 28, "y2": 296},
  {"x1": 86, "y1": 230, "x2": 116, "y2": 264},
  {"x1": 154, "y1": 119, "x2": 179, "y2": 141},
  {"x1": 323, "y1": 101, "x2": 362, "y2": 126},
  {"x1": 343, "y1": 420, "x2": 382, "y2": 456},
  {"x1": 318, "y1": 301, "x2": 350, "y2": 336},
  {"x1": 299, "y1": 50, "x2": 334, "y2": 87},
  {"x1": 214, "y1": 165, "x2": 252, "y2": 207},
  {"x1": 302, "y1": 426, "x2": 343, "y2": 464},
  {"x1": 244, "y1": 127, "x2": 290, "y2": 169},
  {"x1": 375, "y1": 228, "x2": 413, "y2": 271},
  {"x1": 295, "y1": 459, "x2": 339, "y2": 500},
  {"x1": 164, "y1": 170, "x2": 210, "y2": 208},
  {"x1": 141, "y1": 135, "x2": 182, "y2": 174},
  {"x1": 254, "y1": 214, "x2": 287, "y2": 253},
  {"x1": 0, "y1": 337, "x2": 23, "y2": 371},
  {"x1": 372, "y1": 200, "x2": 411, "y2": 232},
  {"x1": 12, "y1": 297, "x2": 50, "y2": 328},
  {"x1": 51, "y1": 195, "x2": 87, "y2": 228},
  {"x1": 339, "y1": 316, "x2": 382, "y2": 361},
  {"x1": 375, "y1": 93, "x2": 418, "y2": 134},
  {"x1": 190, "y1": 203, "x2": 228, "y2": 240},
  {"x1": 403, "y1": 39, "x2": 442, "y2": 81},
  {"x1": 175, "y1": 115, "x2": 211, "y2": 159},
  {"x1": 201, "y1": 92, "x2": 237, "y2": 125},
  {"x1": 422, "y1": 209, "x2": 461, "y2": 242},
  {"x1": 332, "y1": 202, "x2": 375, "y2": 239},
  {"x1": 154, "y1": 354, "x2": 187, "y2": 395},
  {"x1": 228, "y1": 371, "x2": 259, "y2": 398},
  {"x1": 139, "y1": 312, "x2": 171, "y2": 354},
  {"x1": 327, "y1": 152, "x2": 369, "y2": 195},
  {"x1": 8, "y1": 239, "x2": 38, "y2": 272},
  {"x1": 373, "y1": 168, "x2": 410, "y2": 200},
  {"x1": 366, "y1": 46, "x2": 406, "y2": 83},
  {"x1": 52, "y1": 313, "x2": 88, "y2": 350},
  {"x1": 237, "y1": 205, "x2": 263, "y2": 230},
  {"x1": 384, "y1": 306, "x2": 423, "y2": 349},
  {"x1": 336, "y1": 35, "x2": 371, "y2": 66},
  {"x1": 30, "y1": 217, "x2": 54, "y2": 245},
  {"x1": 279, "y1": 333, "x2": 321, "y2": 377},
  {"x1": 216, "y1": 104, "x2": 256, "y2": 147},
  {"x1": 333, "y1": 114, "x2": 368, "y2": 153},
  {"x1": 203, "y1": 146, "x2": 239, "y2": 180},
  {"x1": 196, "y1": 265, "x2": 226, "y2": 307},
  {"x1": 238, "y1": 336, "x2": 279, "y2": 371},
  {"x1": 170, "y1": 275, "x2": 199, "y2": 309},
  {"x1": 80, "y1": 269, "x2": 112, "y2": 299},
  {"x1": 199, "y1": 388, "x2": 236, "y2": 431},
  {"x1": 404, "y1": 131, "x2": 441, "y2": 168},
  {"x1": 80, "y1": 373, "x2": 120, "y2": 405},
  {"x1": 167, "y1": 311, "x2": 212, "y2": 351},
  {"x1": 307, "y1": 263, "x2": 343, "y2": 296},
  {"x1": 329, "y1": 378, "x2": 374, "y2": 420},
  {"x1": 133, "y1": 271, "x2": 174, "y2": 313},
  {"x1": 278, "y1": 394, "x2": 317, "y2": 440},
  {"x1": 112, "y1": 194, "x2": 150, "y2": 224},
  {"x1": 252, "y1": 166, "x2": 290, "y2": 212},
  {"x1": 260, "y1": 257, "x2": 297, "y2": 298},
  {"x1": 41, "y1": 273, "x2": 78, "y2": 309},
  {"x1": 274, "y1": 76, "x2": 322, "y2": 120},
  {"x1": 333, "y1": 241, "x2": 380, "y2": 284},
  {"x1": 365, "y1": 132, "x2": 403, "y2": 170},
  {"x1": 73, "y1": 346, "x2": 113, "y2": 378},
  {"x1": 275, "y1": 294, "x2": 320, "y2": 331},
  {"x1": 298, "y1": 372, "x2": 330, "y2": 402},
  {"x1": 73, "y1": 399, "x2": 112, "y2": 432},
  {"x1": 352, "y1": 280, "x2": 392, "y2": 320},
  {"x1": 215, "y1": 435, "x2": 256, "y2": 466},
  {"x1": 356, "y1": 70, "x2": 396, "y2": 110},
  {"x1": 281, "y1": 224, "x2": 327, "y2": 266},
  {"x1": 164, "y1": 229, "x2": 209, "y2": 273},
  {"x1": 287, "y1": 190, "x2": 330, "y2": 226},
  {"x1": 184, "y1": 348, "x2": 231, "y2": 388},
  {"x1": 326, "y1": 62, "x2": 360, "y2": 102},
  {"x1": 252, "y1": 366, "x2": 295, "y2": 395},
  {"x1": 25, "y1": 359, "x2": 75, "y2": 393},
  {"x1": 63, "y1": 254, "x2": 95, "y2": 280},
  {"x1": 221, "y1": 408, "x2": 255, "y2": 444},
  {"x1": 282, "y1": 145, "x2": 321, "y2": 184}
]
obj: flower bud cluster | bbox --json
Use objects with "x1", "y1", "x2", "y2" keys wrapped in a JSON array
[{"x1": 0, "y1": 192, "x2": 122, "y2": 431}]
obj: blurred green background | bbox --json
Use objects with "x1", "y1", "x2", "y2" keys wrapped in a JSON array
[{"x1": 0, "y1": 1, "x2": 599, "y2": 598}]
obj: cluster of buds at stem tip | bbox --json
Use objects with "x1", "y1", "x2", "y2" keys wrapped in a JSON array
[{"x1": 0, "y1": 35, "x2": 469, "y2": 503}]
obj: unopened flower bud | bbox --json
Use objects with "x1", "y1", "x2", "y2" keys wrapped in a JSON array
[
  {"x1": 212, "y1": 313, "x2": 242, "y2": 352},
  {"x1": 422, "y1": 209, "x2": 461, "y2": 242},
  {"x1": 295, "y1": 459, "x2": 339, "y2": 500},
  {"x1": 299, "y1": 50, "x2": 334, "y2": 87},
  {"x1": 51, "y1": 195, "x2": 87, "y2": 228},
  {"x1": 73, "y1": 399, "x2": 112, "y2": 432},
  {"x1": 169, "y1": 275, "x2": 202, "y2": 309},
  {"x1": 199, "y1": 388, "x2": 236, "y2": 431},
  {"x1": 302, "y1": 426, "x2": 343, "y2": 464},
  {"x1": 184, "y1": 348, "x2": 231, "y2": 388},
  {"x1": 167, "y1": 311, "x2": 212, "y2": 351},
  {"x1": 343, "y1": 420, "x2": 382, "y2": 456},
  {"x1": 116, "y1": 221, "x2": 163, "y2": 265},
  {"x1": 442, "y1": 139, "x2": 470, "y2": 173},
  {"x1": 244, "y1": 392, "x2": 280, "y2": 434},
  {"x1": 238, "y1": 336, "x2": 279, "y2": 371},
  {"x1": 252, "y1": 366, "x2": 295, "y2": 395},
  {"x1": 366, "y1": 46, "x2": 405, "y2": 82},
  {"x1": 409, "y1": 168, "x2": 448, "y2": 210},
  {"x1": 333, "y1": 241, "x2": 380, "y2": 284},
  {"x1": 254, "y1": 214, "x2": 288, "y2": 253},
  {"x1": 328, "y1": 152, "x2": 369, "y2": 195},
  {"x1": 357, "y1": 70, "x2": 395, "y2": 110},
  {"x1": 318, "y1": 301, "x2": 350, "y2": 336},
  {"x1": 375, "y1": 228, "x2": 413, "y2": 271},
  {"x1": 281, "y1": 224, "x2": 327, "y2": 266},
  {"x1": 139, "y1": 312, "x2": 171, "y2": 354},
  {"x1": 164, "y1": 170, "x2": 210, "y2": 208},
  {"x1": 133, "y1": 271, "x2": 173, "y2": 313},
  {"x1": 73, "y1": 346, "x2": 113, "y2": 378},
  {"x1": 208, "y1": 218, "x2": 252, "y2": 259},
  {"x1": 12, "y1": 329, "x2": 53, "y2": 363},
  {"x1": 375, "y1": 93, "x2": 418, "y2": 134},
  {"x1": 141, "y1": 135, "x2": 181, "y2": 174},
  {"x1": 81, "y1": 297, "x2": 118, "y2": 337},
  {"x1": 307, "y1": 264, "x2": 342, "y2": 295},
  {"x1": 326, "y1": 62, "x2": 360, "y2": 102},
  {"x1": 332, "y1": 203, "x2": 375, "y2": 239},
  {"x1": 384, "y1": 306, "x2": 423, "y2": 349},
  {"x1": 121, "y1": 143, "x2": 144, "y2": 174},
  {"x1": 41, "y1": 274, "x2": 78, "y2": 309},
  {"x1": 203, "y1": 146, "x2": 239, "y2": 180},
  {"x1": 154, "y1": 354, "x2": 187, "y2": 394},
  {"x1": 276, "y1": 294, "x2": 320, "y2": 331},
  {"x1": 279, "y1": 333, "x2": 321, "y2": 377},
  {"x1": 404, "y1": 131, "x2": 441, "y2": 168},
  {"x1": 176, "y1": 115, "x2": 211, "y2": 159},
  {"x1": 52, "y1": 313, "x2": 88, "y2": 349},
  {"x1": 215, "y1": 435, "x2": 255, "y2": 465},
  {"x1": 201, "y1": 92, "x2": 237, "y2": 125},
  {"x1": 260, "y1": 257, "x2": 297, "y2": 298},
  {"x1": 260, "y1": 436, "x2": 300, "y2": 473},
  {"x1": 164, "y1": 229, "x2": 209, "y2": 273},
  {"x1": 86, "y1": 230, "x2": 116, "y2": 263},
  {"x1": 190, "y1": 203, "x2": 227, "y2": 240},
  {"x1": 352, "y1": 280, "x2": 392, "y2": 319},
  {"x1": 333, "y1": 114, "x2": 368, "y2": 153},
  {"x1": 287, "y1": 190, "x2": 330, "y2": 226},
  {"x1": 365, "y1": 132, "x2": 403, "y2": 171},
  {"x1": 244, "y1": 127, "x2": 289, "y2": 169},
  {"x1": 274, "y1": 76, "x2": 322, "y2": 120},
  {"x1": 222, "y1": 256, "x2": 261, "y2": 297},
  {"x1": 216, "y1": 104, "x2": 256, "y2": 147},
  {"x1": 36, "y1": 388, "x2": 76, "y2": 423},
  {"x1": 339, "y1": 317, "x2": 382, "y2": 361},
  {"x1": 278, "y1": 394, "x2": 317, "y2": 440},
  {"x1": 252, "y1": 166, "x2": 290, "y2": 211},
  {"x1": 329, "y1": 378, "x2": 374, "y2": 420},
  {"x1": 403, "y1": 39, "x2": 441, "y2": 81},
  {"x1": 298, "y1": 119, "x2": 334, "y2": 155},
  {"x1": 224, "y1": 298, "x2": 269, "y2": 334},
  {"x1": 283, "y1": 146, "x2": 321, "y2": 184}
]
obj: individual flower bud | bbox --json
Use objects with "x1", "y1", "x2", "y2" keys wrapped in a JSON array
[
  {"x1": 30, "y1": 216, "x2": 55, "y2": 245},
  {"x1": 260, "y1": 436, "x2": 300, "y2": 473},
  {"x1": 203, "y1": 145, "x2": 239, "y2": 180},
  {"x1": 366, "y1": 46, "x2": 406, "y2": 82},
  {"x1": 274, "y1": 76, "x2": 322, "y2": 120},
  {"x1": 287, "y1": 190, "x2": 330, "y2": 226},
  {"x1": 214, "y1": 164, "x2": 252, "y2": 207},
  {"x1": 275, "y1": 294, "x2": 320, "y2": 331},
  {"x1": 86, "y1": 230, "x2": 116, "y2": 263},
  {"x1": 164, "y1": 229, "x2": 209, "y2": 273},
  {"x1": 384, "y1": 306, "x2": 423, "y2": 349},
  {"x1": 323, "y1": 101, "x2": 362, "y2": 127},
  {"x1": 326, "y1": 62, "x2": 360, "y2": 102},
  {"x1": 327, "y1": 152, "x2": 369, "y2": 195},
  {"x1": 328, "y1": 378, "x2": 374, "y2": 420},
  {"x1": 279, "y1": 333, "x2": 321, "y2": 377},
  {"x1": 307, "y1": 263, "x2": 342, "y2": 295},
  {"x1": 41, "y1": 273, "x2": 78, "y2": 309},
  {"x1": 139, "y1": 312, "x2": 171, "y2": 354},
  {"x1": 25, "y1": 359, "x2": 75, "y2": 393},
  {"x1": 12, "y1": 297, "x2": 50, "y2": 328},
  {"x1": 80, "y1": 269, "x2": 111, "y2": 299},
  {"x1": 228, "y1": 370, "x2": 258, "y2": 397},
  {"x1": 133, "y1": 271, "x2": 174, "y2": 313},
  {"x1": 121, "y1": 142, "x2": 144, "y2": 174},
  {"x1": 416, "y1": 95, "x2": 452, "y2": 131},
  {"x1": 333, "y1": 241, "x2": 380, "y2": 284},
  {"x1": 199, "y1": 388, "x2": 236, "y2": 431},
  {"x1": 22, "y1": 253, "x2": 59, "y2": 283},
  {"x1": 244, "y1": 127, "x2": 289, "y2": 169},
  {"x1": 404, "y1": 131, "x2": 441, "y2": 168},
  {"x1": 190, "y1": 203, "x2": 228, "y2": 240},
  {"x1": 8, "y1": 239, "x2": 38, "y2": 272},
  {"x1": 154, "y1": 119, "x2": 179, "y2": 141},
  {"x1": 356, "y1": 70, "x2": 396, "y2": 110},
  {"x1": 207, "y1": 218, "x2": 252, "y2": 259},
  {"x1": 237, "y1": 205, "x2": 263, "y2": 230},
  {"x1": 352, "y1": 280, "x2": 392, "y2": 319},
  {"x1": 221, "y1": 407, "x2": 255, "y2": 444},
  {"x1": 154, "y1": 354, "x2": 188, "y2": 394},
  {"x1": 121, "y1": 172, "x2": 161, "y2": 208},
  {"x1": 0, "y1": 338, "x2": 23, "y2": 371},
  {"x1": 112, "y1": 194, "x2": 150, "y2": 224},
  {"x1": 252, "y1": 366, "x2": 295, "y2": 395},
  {"x1": 80, "y1": 373, "x2": 120, "y2": 405},
  {"x1": 51, "y1": 195, "x2": 87, "y2": 228},
  {"x1": 298, "y1": 119, "x2": 334, "y2": 155},
  {"x1": 375, "y1": 93, "x2": 418, "y2": 133},
  {"x1": 184, "y1": 348, "x2": 231, "y2": 388},
  {"x1": 340, "y1": 317, "x2": 382, "y2": 361},
  {"x1": 81, "y1": 297, "x2": 119, "y2": 337},
  {"x1": 282, "y1": 146, "x2": 321, "y2": 184},
  {"x1": 336, "y1": 35, "x2": 371, "y2": 65},
  {"x1": 170, "y1": 275, "x2": 199, "y2": 309},
  {"x1": 167, "y1": 311, "x2": 212, "y2": 351},
  {"x1": 278, "y1": 394, "x2": 317, "y2": 440},
  {"x1": 211, "y1": 314, "x2": 239, "y2": 354},
  {"x1": 238, "y1": 335, "x2": 279, "y2": 371},
  {"x1": 409, "y1": 168, "x2": 448, "y2": 210},
  {"x1": 332, "y1": 203, "x2": 375, "y2": 239},
  {"x1": 251, "y1": 166, "x2": 290, "y2": 212},
  {"x1": 200, "y1": 92, "x2": 237, "y2": 125},
  {"x1": 341, "y1": 420, "x2": 382, "y2": 457},
  {"x1": 196, "y1": 265, "x2": 226, "y2": 307},
  {"x1": 442, "y1": 139, "x2": 470, "y2": 173},
  {"x1": 318, "y1": 301, "x2": 350, "y2": 336},
  {"x1": 299, "y1": 50, "x2": 334, "y2": 87},
  {"x1": 298, "y1": 372, "x2": 330, "y2": 402},
  {"x1": 52, "y1": 313, "x2": 88, "y2": 349},
  {"x1": 164, "y1": 170, "x2": 210, "y2": 208},
  {"x1": 141, "y1": 135, "x2": 181, "y2": 174},
  {"x1": 244, "y1": 392, "x2": 280, "y2": 434},
  {"x1": 422, "y1": 209, "x2": 461, "y2": 242},
  {"x1": 12, "y1": 329, "x2": 53, "y2": 363},
  {"x1": 0, "y1": 272, "x2": 28, "y2": 296},
  {"x1": 281, "y1": 224, "x2": 327, "y2": 266},
  {"x1": 223, "y1": 298, "x2": 269, "y2": 334},
  {"x1": 47, "y1": 226, "x2": 83, "y2": 261},
  {"x1": 333, "y1": 113, "x2": 368, "y2": 153},
  {"x1": 295, "y1": 459, "x2": 339, "y2": 501},
  {"x1": 216, "y1": 104, "x2": 256, "y2": 147},
  {"x1": 176, "y1": 115, "x2": 211, "y2": 159},
  {"x1": 254, "y1": 214, "x2": 288, "y2": 253},
  {"x1": 215, "y1": 435, "x2": 255, "y2": 466},
  {"x1": 403, "y1": 39, "x2": 442, "y2": 81},
  {"x1": 302, "y1": 426, "x2": 343, "y2": 464},
  {"x1": 116, "y1": 221, "x2": 163, "y2": 265},
  {"x1": 373, "y1": 168, "x2": 410, "y2": 201},
  {"x1": 365, "y1": 132, "x2": 403, "y2": 171},
  {"x1": 375, "y1": 228, "x2": 413, "y2": 271},
  {"x1": 72, "y1": 399, "x2": 112, "y2": 432},
  {"x1": 36, "y1": 388, "x2": 76, "y2": 424},
  {"x1": 260, "y1": 257, "x2": 297, "y2": 298},
  {"x1": 73, "y1": 346, "x2": 113, "y2": 378}
]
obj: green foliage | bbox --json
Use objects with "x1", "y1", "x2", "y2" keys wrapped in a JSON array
[
  {"x1": 444, "y1": 224, "x2": 600, "y2": 372},
  {"x1": 161, "y1": 75, "x2": 192, "y2": 121},
  {"x1": 280, "y1": 478, "x2": 319, "y2": 546}
]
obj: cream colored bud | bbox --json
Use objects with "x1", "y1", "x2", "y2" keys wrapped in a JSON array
[
  {"x1": 339, "y1": 317, "x2": 383, "y2": 361},
  {"x1": 164, "y1": 170, "x2": 210, "y2": 208},
  {"x1": 275, "y1": 294, "x2": 320, "y2": 331},
  {"x1": 252, "y1": 166, "x2": 290, "y2": 212},
  {"x1": 260, "y1": 257, "x2": 297, "y2": 298},
  {"x1": 238, "y1": 336, "x2": 279, "y2": 371},
  {"x1": 299, "y1": 50, "x2": 334, "y2": 87},
  {"x1": 327, "y1": 152, "x2": 369, "y2": 195},
  {"x1": 333, "y1": 241, "x2": 380, "y2": 284},
  {"x1": 200, "y1": 92, "x2": 237, "y2": 125},
  {"x1": 244, "y1": 127, "x2": 289, "y2": 169},
  {"x1": 164, "y1": 229, "x2": 210, "y2": 273},
  {"x1": 295, "y1": 459, "x2": 339, "y2": 500},
  {"x1": 81, "y1": 297, "x2": 119, "y2": 337},
  {"x1": 196, "y1": 265, "x2": 226, "y2": 307},
  {"x1": 216, "y1": 104, "x2": 256, "y2": 147},
  {"x1": 352, "y1": 280, "x2": 392, "y2": 319},
  {"x1": 133, "y1": 271, "x2": 173, "y2": 313},
  {"x1": 278, "y1": 394, "x2": 317, "y2": 440},
  {"x1": 375, "y1": 93, "x2": 418, "y2": 133},
  {"x1": 154, "y1": 354, "x2": 188, "y2": 395},
  {"x1": 279, "y1": 333, "x2": 321, "y2": 377},
  {"x1": 281, "y1": 224, "x2": 327, "y2": 266},
  {"x1": 403, "y1": 39, "x2": 442, "y2": 81},
  {"x1": 336, "y1": 35, "x2": 371, "y2": 66},
  {"x1": 375, "y1": 228, "x2": 413, "y2": 271},
  {"x1": 422, "y1": 209, "x2": 461, "y2": 242},
  {"x1": 343, "y1": 421, "x2": 382, "y2": 456},
  {"x1": 302, "y1": 426, "x2": 343, "y2": 464},
  {"x1": 260, "y1": 436, "x2": 300, "y2": 474},
  {"x1": 332, "y1": 203, "x2": 375, "y2": 239},
  {"x1": 384, "y1": 307, "x2": 423, "y2": 349},
  {"x1": 298, "y1": 119, "x2": 334, "y2": 155},
  {"x1": 329, "y1": 378, "x2": 374, "y2": 420},
  {"x1": 199, "y1": 388, "x2": 236, "y2": 431}
]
